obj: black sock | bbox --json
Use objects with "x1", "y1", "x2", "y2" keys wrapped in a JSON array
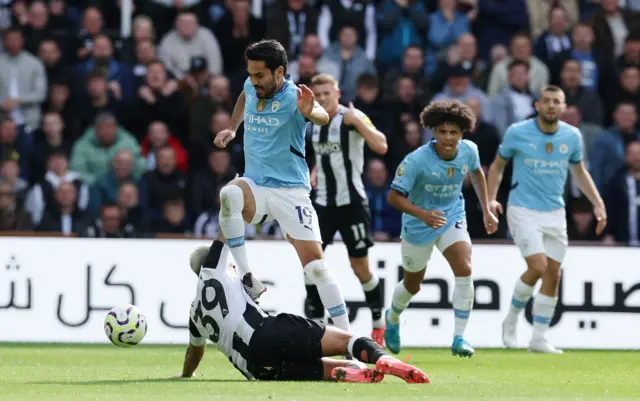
[
  {"x1": 364, "y1": 283, "x2": 383, "y2": 322},
  {"x1": 304, "y1": 285, "x2": 325, "y2": 319},
  {"x1": 203, "y1": 240, "x2": 224, "y2": 269},
  {"x1": 352, "y1": 337, "x2": 387, "y2": 364}
]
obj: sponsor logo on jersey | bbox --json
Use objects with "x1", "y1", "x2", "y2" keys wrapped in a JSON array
[
  {"x1": 545, "y1": 143, "x2": 554, "y2": 154},
  {"x1": 246, "y1": 115, "x2": 280, "y2": 126},
  {"x1": 314, "y1": 142, "x2": 342, "y2": 155}
]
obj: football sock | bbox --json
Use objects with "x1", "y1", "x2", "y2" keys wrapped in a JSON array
[
  {"x1": 506, "y1": 279, "x2": 535, "y2": 324},
  {"x1": 387, "y1": 281, "x2": 414, "y2": 325},
  {"x1": 362, "y1": 275, "x2": 383, "y2": 328},
  {"x1": 532, "y1": 293, "x2": 556, "y2": 341},
  {"x1": 303, "y1": 260, "x2": 350, "y2": 332},
  {"x1": 452, "y1": 276, "x2": 474, "y2": 338},
  {"x1": 219, "y1": 185, "x2": 251, "y2": 277}
]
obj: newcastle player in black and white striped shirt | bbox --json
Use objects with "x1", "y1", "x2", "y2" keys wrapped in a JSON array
[{"x1": 305, "y1": 73, "x2": 388, "y2": 346}]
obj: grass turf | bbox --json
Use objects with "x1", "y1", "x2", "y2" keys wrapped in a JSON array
[{"x1": 1, "y1": 344, "x2": 639, "y2": 401}]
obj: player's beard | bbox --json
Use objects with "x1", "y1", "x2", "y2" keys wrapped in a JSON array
[
  {"x1": 257, "y1": 78, "x2": 278, "y2": 99},
  {"x1": 540, "y1": 113, "x2": 560, "y2": 125}
]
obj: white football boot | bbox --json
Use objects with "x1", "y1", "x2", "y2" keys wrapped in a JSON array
[
  {"x1": 528, "y1": 338, "x2": 564, "y2": 355},
  {"x1": 502, "y1": 319, "x2": 518, "y2": 348}
]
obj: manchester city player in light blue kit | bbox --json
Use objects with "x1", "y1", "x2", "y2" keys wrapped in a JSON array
[
  {"x1": 487, "y1": 85, "x2": 607, "y2": 354},
  {"x1": 213, "y1": 40, "x2": 351, "y2": 333},
  {"x1": 384, "y1": 100, "x2": 499, "y2": 357}
]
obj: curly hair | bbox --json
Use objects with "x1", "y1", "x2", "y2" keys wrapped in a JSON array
[{"x1": 419, "y1": 99, "x2": 477, "y2": 133}]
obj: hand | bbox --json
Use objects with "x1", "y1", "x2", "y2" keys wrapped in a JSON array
[
  {"x1": 77, "y1": 47, "x2": 91, "y2": 59},
  {"x1": 109, "y1": 81, "x2": 122, "y2": 100},
  {"x1": 1, "y1": 98, "x2": 20, "y2": 111},
  {"x1": 488, "y1": 200, "x2": 503, "y2": 216},
  {"x1": 296, "y1": 84, "x2": 315, "y2": 117},
  {"x1": 214, "y1": 129, "x2": 236, "y2": 148},
  {"x1": 342, "y1": 102, "x2": 359, "y2": 126},
  {"x1": 184, "y1": 76, "x2": 199, "y2": 92},
  {"x1": 483, "y1": 210, "x2": 499, "y2": 235},
  {"x1": 602, "y1": 234, "x2": 616, "y2": 246},
  {"x1": 310, "y1": 165, "x2": 318, "y2": 188},
  {"x1": 419, "y1": 210, "x2": 447, "y2": 230},
  {"x1": 138, "y1": 86, "x2": 156, "y2": 104},
  {"x1": 162, "y1": 80, "x2": 178, "y2": 96},
  {"x1": 593, "y1": 203, "x2": 607, "y2": 236}
]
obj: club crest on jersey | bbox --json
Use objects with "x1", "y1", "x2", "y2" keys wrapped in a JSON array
[
  {"x1": 461, "y1": 164, "x2": 469, "y2": 174},
  {"x1": 256, "y1": 99, "x2": 266, "y2": 112},
  {"x1": 559, "y1": 144, "x2": 569, "y2": 154},
  {"x1": 447, "y1": 167, "x2": 455, "y2": 179},
  {"x1": 545, "y1": 143, "x2": 554, "y2": 154},
  {"x1": 272, "y1": 101, "x2": 280, "y2": 112}
]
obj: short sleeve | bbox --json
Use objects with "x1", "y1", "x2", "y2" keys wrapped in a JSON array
[
  {"x1": 391, "y1": 155, "x2": 418, "y2": 196},
  {"x1": 569, "y1": 132, "x2": 584, "y2": 164},
  {"x1": 468, "y1": 142, "x2": 481, "y2": 172},
  {"x1": 354, "y1": 109, "x2": 376, "y2": 130},
  {"x1": 497, "y1": 126, "x2": 518, "y2": 160},
  {"x1": 188, "y1": 318, "x2": 207, "y2": 346}
]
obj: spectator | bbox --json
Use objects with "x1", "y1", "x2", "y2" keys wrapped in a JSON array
[
  {"x1": 294, "y1": 54, "x2": 318, "y2": 86},
  {"x1": 131, "y1": 39, "x2": 161, "y2": 90},
  {"x1": 191, "y1": 148, "x2": 236, "y2": 218},
  {"x1": 432, "y1": 65, "x2": 492, "y2": 123},
  {"x1": 74, "y1": 6, "x2": 105, "y2": 63},
  {"x1": 0, "y1": 117, "x2": 31, "y2": 180},
  {"x1": 38, "y1": 181, "x2": 93, "y2": 236},
  {"x1": 77, "y1": 34, "x2": 135, "y2": 101},
  {"x1": 0, "y1": 27, "x2": 47, "y2": 132},
  {"x1": 590, "y1": 102, "x2": 640, "y2": 190},
  {"x1": 475, "y1": 0, "x2": 529, "y2": 61},
  {"x1": 0, "y1": 159, "x2": 28, "y2": 200},
  {"x1": 141, "y1": 121, "x2": 188, "y2": 173},
  {"x1": 152, "y1": 193, "x2": 191, "y2": 234},
  {"x1": 21, "y1": 0, "x2": 55, "y2": 56},
  {"x1": 158, "y1": 11, "x2": 223, "y2": 79},
  {"x1": 0, "y1": 181, "x2": 31, "y2": 231},
  {"x1": 465, "y1": 97, "x2": 501, "y2": 168},
  {"x1": 431, "y1": 33, "x2": 487, "y2": 94},
  {"x1": 527, "y1": 0, "x2": 579, "y2": 39},
  {"x1": 533, "y1": 6, "x2": 572, "y2": 67},
  {"x1": 265, "y1": 0, "x2": 319, "y2": 60},
  {"x1": 375, "y1": 0, "x2": 428, "y2": 71},
  {"x1": 89, "y1": 148, "x2": 143, "y2": 216},
  {"x1": 76, "y1": 71, "x2": 127, "y2": 134},
  {"x1": 141, "y1": 147, "x2": 187, "y2": 214},
  {"x1": 142, "y1": 0, "x2": 204, "y2": 38},
  {"x1": 29, "y1": 111, "x2": 72, "y2": 182},
  {"x1": 70, "y1": 112, "x2": 145, "y2": 184},
  {"x1": 618, "y1": 35, "x2": 640, "y2": 71},
  {"x1": 425, "y1": 0, "x2": 470, "y2": 74},
  {"x1": 129, "y1": 60, "x2": 188, "y2": 142},
  {"x1": 386, "y1": 119, "x2": 423, "y2": 172},
  {"x1": 324, "y1": 26, "x2": 376, "y2": 102},
  {"x1": 24, "y1": 151, "x2": 89, "y2": 226},
  {"x1": 117, "y1": 181, "x2": 150, "y2": 236},
  {"x1": 559, "y1": 58, "x2": 604, "y2": 126},
  {"x1": 178, "y1": 56, "x2": 213, "y2": 105},
  {"x1": 318, "y1": 0, "x2": 377, "y2": 61},
  {"x1": 37, "y1": 40, "x2": 74, "y2": 90},
  {"x1": 607, "y1": 66, "x2": 640, "y2": 125},
  {"x1": 487, "y1": 33, "x2": 550, "y2": 97},
  {"x1": 88, "y1": 203, "x2": 135, "y2": 238},
  {"x1": 386, "y1": 75, "x2": 421, "y2": 135},
  {"x1": 602, "y1": 140, "x2": 640, "y2": 246},
  {"x1": 364, "y1": 158, "x2": 401, "y2": 240},
  {"x1": 567, "y1": 195, "x2": 602, "y2": 241},
  {"x1": 43, "y1": 81, "x2": 74, "y2": 136},
  {"x1": 589, "y1": 0, "x2": 640, "y2": 59},
  {"x1": 288, "y1": 34, "x2": 341, "y2": 83},
  {"x1": 490, "y1": 60, "x2": 535, "y2": 136},
  {"x1": 382, "y1": 45, "x2": 430, "y2": 104},
  {"x1": 120, "y1": 15, "x2": 156, "y2": 65},
  {"x1": 561, "y1": 105, "x2": 602, "y2": 161},
  {"x1": 352, "y1": 73, "x2": 387, "y2": 136}
]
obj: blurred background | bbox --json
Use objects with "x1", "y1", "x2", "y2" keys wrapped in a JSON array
[{"x1": 0, "y1": 0, "x2": 638, "y2": 247}]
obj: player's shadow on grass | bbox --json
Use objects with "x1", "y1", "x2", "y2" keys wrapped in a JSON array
[{"x1": 28, "y1": 379, "x2": 250, "y2": 385}]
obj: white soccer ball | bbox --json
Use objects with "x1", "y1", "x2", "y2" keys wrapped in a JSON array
[{"x1": 104, "y1": 305, "x2": 147, "y2": 347}]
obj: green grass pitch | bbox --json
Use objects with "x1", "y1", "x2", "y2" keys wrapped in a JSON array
[{"x1": 2, "y1": 343, "x2": 639, "y2": 401}]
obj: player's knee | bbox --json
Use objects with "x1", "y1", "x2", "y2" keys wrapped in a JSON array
[
  {"x1": 303, "y1": 259, "x2": 334, "y2": 287},
  {"x1": 526, "y1": 257, "x2": 547, "y2": 277},
  {"x1": 219, "y1": 184, "x2": 244, "y2": 217}
]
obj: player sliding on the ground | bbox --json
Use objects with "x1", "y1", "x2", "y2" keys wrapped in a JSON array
[
  {"x1": 384, "y1": 100, "x2": 498, "y2": 357},
  {"x1": 487, "y1": 85, "x2": 606, "y2": 354},
  {"x1": 174, "y1": 241, "x2": 430, "y2": 383},
  {"x1": 213, "y1": 39, "x2": 351, "y2": 334}
]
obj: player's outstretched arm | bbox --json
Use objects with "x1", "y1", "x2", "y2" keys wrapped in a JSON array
[
  {"x1": 570, "y1": 161, "x2": 607, "y2": 235},
  {"x1": 179, "y1": 343, "x2": 206, "y2": 378},
  {"x1": 214, "y1": 91, "x2": 246, "y2": 148},
  {"x1": 486, "y1": 154, "x2": 508, "y2": 215},
  {"x1": 469, "y1": 168, "x2": 498, "y2": 234},
  {"x1": 297, "y1": 84, "x2": 330, "y2": 126},
  {"x1": 343, "y1": 102, "x2": 388, "y2": 155}
]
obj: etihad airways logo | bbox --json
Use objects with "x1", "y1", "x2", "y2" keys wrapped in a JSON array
[{"x1": 245, "y1": 114, "x2": 280, "y2": 126}]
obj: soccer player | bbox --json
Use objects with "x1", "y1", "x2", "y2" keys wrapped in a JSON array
[
  {"x1": 174, "y1": 241, "x2": 430, "y2": 383},
  {"x1": 213, "y1": 40, "x2": 351, "y2": 333},
  {"x1": 487, "y1": 85, "x2": 606, "y2": 354},
  {"x1": 384, "y1": 100, "x2": 498, "y2": 356},
  {"x1": 303, "y1": 73, "x2": 388, "y2": 345}
]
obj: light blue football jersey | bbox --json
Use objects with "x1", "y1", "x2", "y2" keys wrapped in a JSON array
[
  {"x1": 498, "y1": 118, "x2": 583, "y2": 211},
  {"x1": 243, "y1": 75, "x2": 310, "y2": 190},
  {"x1": 391, "y1": 139, "x2": 481, "y2": 246}
]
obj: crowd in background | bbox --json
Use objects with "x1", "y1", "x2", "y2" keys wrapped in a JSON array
[{"x1": 0, "y1": 0, "x2": 639, "y2": 245}]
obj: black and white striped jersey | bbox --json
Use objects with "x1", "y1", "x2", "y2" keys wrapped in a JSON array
[
  {"x1": 188, "y1": 246, "x2": 268, "y2": 380},
  {"x1": 309, "y1": 105, "x2": 372, "y2": 207}
]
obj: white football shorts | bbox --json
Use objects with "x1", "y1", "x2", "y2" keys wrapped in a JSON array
[
  {"x1": 506, "y1": 205, "x2": 568, "y2": 263},
  {"x1": 401, "y1": 220, "x2": 471, "y2": 273},
  {"x1": 239, "y1": 177, "x2": 322, "y2": 243}
]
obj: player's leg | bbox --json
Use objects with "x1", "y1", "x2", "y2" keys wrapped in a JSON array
[
  {"x1": 270, "y1": 188, "x2": 350, "y2": 332},
  {"x1": 304, "y1": 204, "x2": 337, "y2": 323},
  {"x1": 337, "y1": 203, "x2": 383, "y2": 344},
  {"x1": 437, "y1": 222, "x2": 475, "y2": 357},
  {"x1": 502, "y1": 206, "x2": 547, "y2": 348},
  {"x1": 321, "y1": 325, "x2": 429, "y2": 383},
  {"x1": 384, "y1": 240, "x2": 434, "y2": 354}
]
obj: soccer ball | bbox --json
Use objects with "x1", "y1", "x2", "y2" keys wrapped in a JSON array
[{"x1": 104, "y1": 305, "x2": 147, "y2": 347}]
